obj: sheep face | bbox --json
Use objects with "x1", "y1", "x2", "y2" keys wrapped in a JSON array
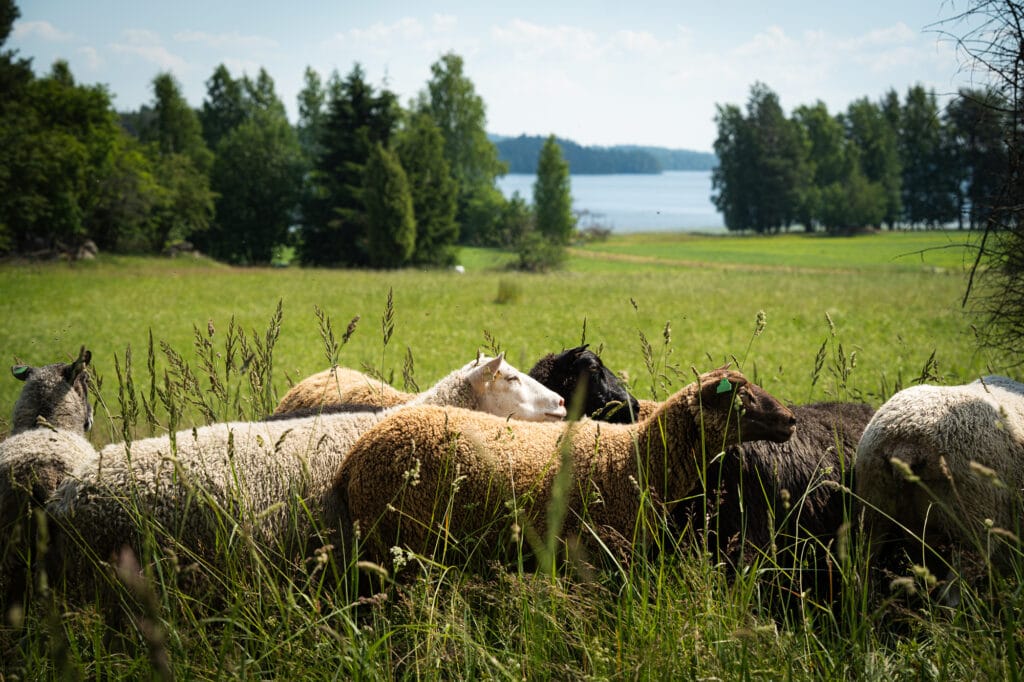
[
  {"x1": 531, "y1": 345, "x2": 640, "y2": 423},
  {"x1": 11, "y1": 346, "x2": 93, "y2": 435},
  {"x1": 468, "y1": 354, "x2": 566, "y2": 421},
  {"x1": 694, "y1": 368, "x2": 796, "y2": 446}
]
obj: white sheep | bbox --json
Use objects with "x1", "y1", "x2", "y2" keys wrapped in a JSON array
[
  {"x1": 332, "y1": 367, "x2": 796, "y2": 573},
  {"x1": 855, "y1": 375, "x2": 1024, "y2": 577},
  {"x1": 47, "y1": 354, "x2": 566, "y2": 574}
]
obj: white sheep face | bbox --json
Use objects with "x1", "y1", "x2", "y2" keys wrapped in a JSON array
[{"x1": 468, "y1": 355, "x2": 566, "y2": 421}]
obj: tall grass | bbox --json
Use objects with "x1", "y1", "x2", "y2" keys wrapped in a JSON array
[
  {"x1": 1, "y1": 294, "x2": 1022, "y2": 679},
  {"x1": 1, "y1": 234, "x2": 1022, "y2": 678}
]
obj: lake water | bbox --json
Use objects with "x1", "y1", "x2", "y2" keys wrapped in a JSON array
[{"x1": 496, "y1": 170, "x2": 725, "y2": 233}]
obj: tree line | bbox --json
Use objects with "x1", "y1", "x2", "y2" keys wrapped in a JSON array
[
  {"x1": 0, "y1": 0, "x2": 575, "y2": 269},
  {"x1": 712, "y1": 81, "x2": 1009, "y2": 233}
]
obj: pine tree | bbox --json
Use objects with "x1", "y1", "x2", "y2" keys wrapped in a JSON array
[
  {"x1": 396, "y1": 111, "x2": 458, "y2": 266},
  {"x1": 200, "y1": 64, "x2": 246, "y2": 150},
  {"x1": 364, "y1": 142, "x2": 415, "y2": 268},
  {"x1": 533, "y1": 135, "x2": 575, "y2": 244},
  {"x1": 300, "y1": 64, "x2": 399, "y2": 266}
]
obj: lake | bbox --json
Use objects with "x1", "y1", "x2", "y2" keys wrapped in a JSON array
[{"x1": 496, "y1": 170, "x2": 726, "y2": 233}]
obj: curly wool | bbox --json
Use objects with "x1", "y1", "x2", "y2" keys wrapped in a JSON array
[
  {"x1": 855, "y1": 376, "x2": 1024, "y2": 568},
  {"x1": 333, "y1": 368, "x2": 796, "y2": 571},
  {"x1": 274, "y1": 367, "x2": 411, "y2": 414},
  {"x1": 48, "y1": 355, "x2": 562, "y2": 575}
]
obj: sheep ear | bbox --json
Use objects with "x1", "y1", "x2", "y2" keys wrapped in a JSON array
[
  {"x1": 65, "y1": 346, "x2": 91, "y2": 384},
  {"x1": 12, "y1": 365, "x2": 32, "y2": 382},
  {"x1": 716, "y1": 362, "x2": 732, "y2": 371},
  {"x1": 700, "y1": 372, "x2": 733, "y2": 398},
  {"x1": 484, "y1": 355, "x2": 503, "y2": 375},
  {"x1": 570, "y1": 345, "x2": 588, "y2": 357}
]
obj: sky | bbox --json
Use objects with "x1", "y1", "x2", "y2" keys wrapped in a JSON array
[{"x1": 8, "y1": 1, "x2": 987, "y2": 152}]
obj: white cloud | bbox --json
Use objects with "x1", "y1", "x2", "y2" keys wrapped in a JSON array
[
  {"x1": 110, "y1": 43, "x2": 187, "y2": 71},
  {"x1": 173, "y1": 30, "x2": 278, "y2": 50},
  {"x1": 336, "y1": 17, "x2": 426, "y2": 46},
  {"x1": 110, "y1": 28, "x2": 187, "y2": 72},
  {"x1": 612, "y1": 29, "x2": 666, "y2": 55},
  {"x1": 121, "y1": 28, "x2": 162, "y2": 45},
  {"x1": 78, "y1": 46, "x2": 103, "y2": 70},
  {"x1": 432, "y1": 14, "x2": 457, "y2": 33},
  {"x1": 13, "y1": 20, "x2": 72, "y2": 42},
  {"x1": 490, "y1": 19, "x2": 600, "y2": 60}
]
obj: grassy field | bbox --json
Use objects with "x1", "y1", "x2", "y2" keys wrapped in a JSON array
[
  {"x1": 1, "y1": 229, "x2": 1022, "y2": 679},
  {"x1": 0, "y1": 230, "x2": 1012, "y2": 441}
]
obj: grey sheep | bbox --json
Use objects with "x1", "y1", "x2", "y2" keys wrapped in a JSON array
[
  {"x1": 0, "y1": 347, "x2": 96, "y2": 606},
  {"x1": 332, "y1": 367, "x2": 796, "y2": 574}
]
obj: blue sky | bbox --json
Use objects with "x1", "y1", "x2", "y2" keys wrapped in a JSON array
[{"x1": 9, "y1": 1, "x2": 982, "y2": 152}]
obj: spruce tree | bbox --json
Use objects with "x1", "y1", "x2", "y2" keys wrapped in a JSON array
[
  {"x1": 396, "y1": 111, "x2": 458, "y2": 266},
  {"x1": 533, "y1": 135, "x2": 575, "y2": 244},
  {"x1": 364, "y1": 142, "x2": 415, "y2": 268}
]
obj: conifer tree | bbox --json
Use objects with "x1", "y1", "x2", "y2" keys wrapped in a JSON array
[
  {"x1": 364, "y1": 142, "x2": 415, "y2": 268},
  {"x1": 533, "y1": 135, "x2": 575, "y2": 244},
  {"x1": 396, "y1": 111, "x2": 458, "y2": 266}
]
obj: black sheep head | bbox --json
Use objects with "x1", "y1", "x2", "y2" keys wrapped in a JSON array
[{"x1": 530, "y1": 345, "x2": 640, "y2": 423}]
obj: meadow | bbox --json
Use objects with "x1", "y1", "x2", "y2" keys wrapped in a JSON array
[{"x1": 1, "y1": 229, "x2": 1022, "y2": 679}]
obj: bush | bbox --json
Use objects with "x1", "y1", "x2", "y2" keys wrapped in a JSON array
[{"x1": 515, "y1": 231, "x2": 566, "y2": 272}]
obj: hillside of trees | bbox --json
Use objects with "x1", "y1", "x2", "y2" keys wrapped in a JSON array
[{"x1": 494, "y1": 135, "x2": 716, "y2": 174}]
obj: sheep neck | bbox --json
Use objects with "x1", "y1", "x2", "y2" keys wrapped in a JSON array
[
  {"x1": 631, "y1": 386, "x2": 730, "y2": 507},
  {"x1": 407, "y1": 372, "x2": 475, "y2": 409}
]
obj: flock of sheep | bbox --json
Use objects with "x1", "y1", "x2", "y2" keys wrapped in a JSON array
[{"x1": 1, "y1": 342, "x2": 1022, "y2": 615}]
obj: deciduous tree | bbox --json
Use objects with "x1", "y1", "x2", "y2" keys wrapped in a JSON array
[{"x1": 417, "y1": 52, "x2": 508, "y2": 241}]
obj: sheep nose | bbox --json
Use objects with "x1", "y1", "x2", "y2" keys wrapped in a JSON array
[{"x1": 558, "y1": 397, "x2": 565, "y2": 407}]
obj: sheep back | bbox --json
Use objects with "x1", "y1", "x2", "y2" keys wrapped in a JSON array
[
  {"x1": 336, "y1": 404, "x2": 667, "y2": 567},
  {"x1": 49, "y1": 411, "x2": 384, "y2": 571},
  {"x1": 0, "y1": 429, "x2": 97, "y2": 605},
  {"x1": 275, "y1": 367, "x2": 411, "y2": 415},
  {"x1": 855, "y1": 378, "x2": 1024, "y2": 563}
]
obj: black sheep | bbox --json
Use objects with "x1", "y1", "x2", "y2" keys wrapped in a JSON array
[
  {"x1": 528, "y1": 345, "x2": 640, "y2": 423},
  {"x1": 674, "y1": 401, "x2": 875, "y2": 608}
]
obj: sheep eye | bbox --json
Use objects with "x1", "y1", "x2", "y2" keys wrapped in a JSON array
[{"x1": 506, "y1": 374, "x2": 521, "y2": 383}]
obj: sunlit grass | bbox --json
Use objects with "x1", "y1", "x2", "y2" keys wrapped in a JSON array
[
  {"x1": 577, "y1": 229, "x2": 980, "y2": 272},
  {"x1": 0, "y1": 231, "x2": 1012, "y2": 439},
  {"x1": 1, "y1": 233, "x2": 1023, "y2": 678}
]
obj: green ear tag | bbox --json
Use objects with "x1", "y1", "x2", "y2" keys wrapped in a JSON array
[{"x1": 716, "y1": 378, "x2": 732, "y2": 394}]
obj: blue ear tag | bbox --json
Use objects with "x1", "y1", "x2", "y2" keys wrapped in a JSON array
[{"x1": 716, "y1": 378, "x2": 732, "y2": 394}]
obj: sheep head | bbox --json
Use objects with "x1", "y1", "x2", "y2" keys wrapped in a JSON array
[
  {"x1": 468, "y1": 353, "x2": 567, "y2": 422},
  {"x1": 11, "y1": 346, "x2": 93, "y2": 435},
  {"x1": 529, "y1": 345, "x2": 640, "y2": 423},
  {"x1": 692, "y1": 367, "x2": 795, "y2": 446}
]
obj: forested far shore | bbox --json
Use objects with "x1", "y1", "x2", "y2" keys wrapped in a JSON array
[{"x1": 492, "y1": 134, "x2": 717, "y2": 174}]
